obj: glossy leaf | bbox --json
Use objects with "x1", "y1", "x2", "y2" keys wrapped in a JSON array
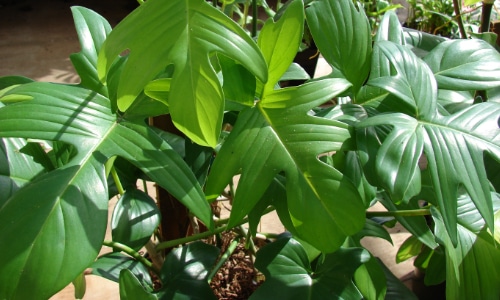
[
  {"x1": 119, "y1": 269, "x2": 157, "y2": 300},
  {"x1": 111, "y1": 189, "x2": 161, "y2": 251},
  {"x1": 91, "y1": 252, "x2": 153, "y2": 291},
  {"x1": 0, "y1": 138, "x2": 46, "y2": 206},
  {"x1": 98, "y1": 0, "x2": 267, "y2": 147},
  {"x1": 358, "y1": 40, "x2": 500, "y2": 243},
  {"x1": 252, "y1": 237, "x2": 369, "y2": 299},
  {"x1": 159, "y1": 241, "x2": 218, "y2": 299},
  {"x1": 70, "y1": 6, "x2": 111, "y2": 96},
  {"x1": 257, "y1": 0, "x2": 304, "y2": 94},
  {"x1": 0, "y1": 166, "x2": 107, "y2": 300},
  {"x1": 0, "y1": 82, "x2": 211, "y2": 299},
  {"x1": 305, "y1": 0, "x2": 371, "y2": 93},
  {"x1": 423, "y1": 39, "x2": 500, "y2": 91},
  {"x1": 353, "y1": 256, "x2": 387, "y2": 300},
  {"x1": 396, "y1": 236, "x2": 422, "y2": 263},
  {"x1": 432, "y1": 192, "x2": 500, "y2": 300},
  {"x1": 206, "y1": 79, "x2": 365, "y2": 253}
]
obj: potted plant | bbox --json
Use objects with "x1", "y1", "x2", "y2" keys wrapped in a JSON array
[{"x1": 1, "y1": 0, "x2": 499, "y2": 299}]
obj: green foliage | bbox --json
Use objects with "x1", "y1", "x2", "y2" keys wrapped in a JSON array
[{"x1": 1, "y1": 0, "x2": 500, "y2": 299}]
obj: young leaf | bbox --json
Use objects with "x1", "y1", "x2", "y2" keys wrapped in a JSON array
[
  {"x1": 98, "y1": 0, "x2": 267, "y2": 147},
  {"x1": 206, "y1": 78, "x2": 365, "y2": 253},
  {"x1": 111, "y1": 189, "x2": 161, "y2": 251},
  {"x1": 305, "y1": 0, "x2": 371, "y2": 94},
  {"x1": 70, "y1": 6, "x2": 111, "y2": 96},
  {"x1": 257, "y1": 0, "x2": 304, "y2": 94}
]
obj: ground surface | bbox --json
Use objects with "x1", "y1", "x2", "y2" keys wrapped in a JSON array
[{"x1": 1, "y1": 1, "x2": 439, "y2": 299}]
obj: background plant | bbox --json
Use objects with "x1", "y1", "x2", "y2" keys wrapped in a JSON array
[{"x1": 1, "y1": 0, "x2": 500, "y2": 299}]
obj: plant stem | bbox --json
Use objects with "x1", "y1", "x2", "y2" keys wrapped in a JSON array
[
  {"x1": 102, "y1": 240, "x2": 160, "y2": 275},
  {"x1": 157, "y1": 206, "x2": 276, "y2": 250},
  {"x1": 452, "y1": 0, "x2": 467, "y2": 38},
  {"x1": 481, "y1": 2, "x2": 494, "y2": 33},
  {"x1": 156, "y1": 224, "x2": 228, "y2": 250},
  {"x1": 252, "y1": 0, "x2": 258, "y2": 38},
  {"x1": 207, "y1": 237, "x2": 240, "y2": 284},
  {"x1": 110, "y1": 167, "x2": 125, "y2": 196},
  {"x1": 136, "y1": 0, "x2": 144, "y2": 5},
  {"x1": 366, "y1": 208, "x2": 430, "y2": 217}
]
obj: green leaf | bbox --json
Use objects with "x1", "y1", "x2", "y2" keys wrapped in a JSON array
[
  {"x1": 423, "y1": 39, "x2": 500, "y2": 91},
  {"x1": 396, "y1": 236, "x2": 422, "y2": 263},
  {"x1": 379, "y1": 194, "x2": 438, "y2": 249},
  {"x1": 305, "y1": 0, "x2": 371, "y2": 93},
  {"x1": 403, "y1": 28, "x2": 447, "y2": 58},
  {"x1": 375, "y1": 10, "x2": 405, "y2": 44},
  {"x1": 0, "y1": 82, "x2": 211, "y2": 298},
  {"x1": 98, "y1": 0, "x2": 267, "y2": 147},
  {"x1": 206, "y1": 79, "x2": 365, "y2": 253},
  {"x1": 368, "y1": 41, "x2": 437, "y2": 119},
  {"x1": 0, "y1": 166, "x2": 108, "y2": 300},
  {"x1": 432, "y1": 193, "x2": 500, "y2": 300},
  {"x1": 0, "y1": 138, "x2": 46, "y2": 206},
  {"x1": 159, "y1": 241, "x2": 218, "y2": 299},
  {"x1": 352, "y1": 218, "x2": 393, "y2": 245},
  {"x1": 219, "y1": 55, "x2": 255, "y2": 106},
  {"x1": 252, "y1": 237, "x2": 369, "y2": 299},
  {"x1": 359, "y1": 41, "x2": 500, "y2": 244},
  {"x1": 119, "y1": 269, "x2": 157, "y2": 300},
  {"x1": 353, "y1": 256, "x2": 387, "y2": 300},
  {"x1": 91, "y1": 252, "x2": 153, "y2": 291},
  {"x1": 70, "y1": 6, "x2": 111, "y2": 96},
  {"x1": 111, "y1": 189, "x2": 161, "y2": 251},
  {"x1": 257, "y1": 0, "x2": 304, "y2": 94},
  {"x1": 378, "y1": 258, "x2": 418, "y2": 300}
]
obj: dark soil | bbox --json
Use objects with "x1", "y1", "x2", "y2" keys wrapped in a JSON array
[{"x1": 209, "y1": 232, "x2": 264, "y2": 300}]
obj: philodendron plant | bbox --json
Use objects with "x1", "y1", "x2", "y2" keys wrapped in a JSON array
[{"x1": 1, "y1": 0, "x2": 500, "y2": 299}]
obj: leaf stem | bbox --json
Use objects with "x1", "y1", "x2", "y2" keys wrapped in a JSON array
[
  {"x1": 366, "y1": 208, "x2": 430, "y2": 217},
  {"x1": 110, "y1": 167, "x2": 125, "y2": 196},
  {"x1": 207, "y1": 237, "x2": 240, "y2": 284},
  {"x1": 157, "y1": 206, "x2": 276, "y2": 250},
  {"x1": 102, "y1": 240, "x2": 160, "y2": 275}
]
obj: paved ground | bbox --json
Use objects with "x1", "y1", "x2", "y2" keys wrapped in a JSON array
[{"x1": 1, "y1": 1, "x2": 432, "y2": 299}]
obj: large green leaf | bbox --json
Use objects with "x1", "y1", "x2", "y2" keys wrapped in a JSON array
[
  {"x1": 305, "y1": 0, "x2": 372, "y2": 94},
  {"x1": 251, "y1": 237, "x2": 369, "y2": 299},
  {"x1": 70, "y1": 6, "x2": 111, "y2": 96},
  {"x1": 206, "y1": 79, "x2": 365, "y2": 253},
  {"x1": 432, "y1": 193, "x2": 500, "y2": 300},
  {"x1": 98, "y1": 0, "x2": 267, "y2": 147},
  {"x1": 358, "y1": 41, "x2": 500, "y2": 244},
  {"x1": 0, "y1": 82, "x2": 211, "y2": 299},
  {"x1": 423, "y1": 39, "x2": 500, "y2": 91}
]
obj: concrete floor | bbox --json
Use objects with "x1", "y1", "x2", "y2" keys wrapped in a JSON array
[{"x1": 0, "y1": 1, "x2": 433, "y2": 299}]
